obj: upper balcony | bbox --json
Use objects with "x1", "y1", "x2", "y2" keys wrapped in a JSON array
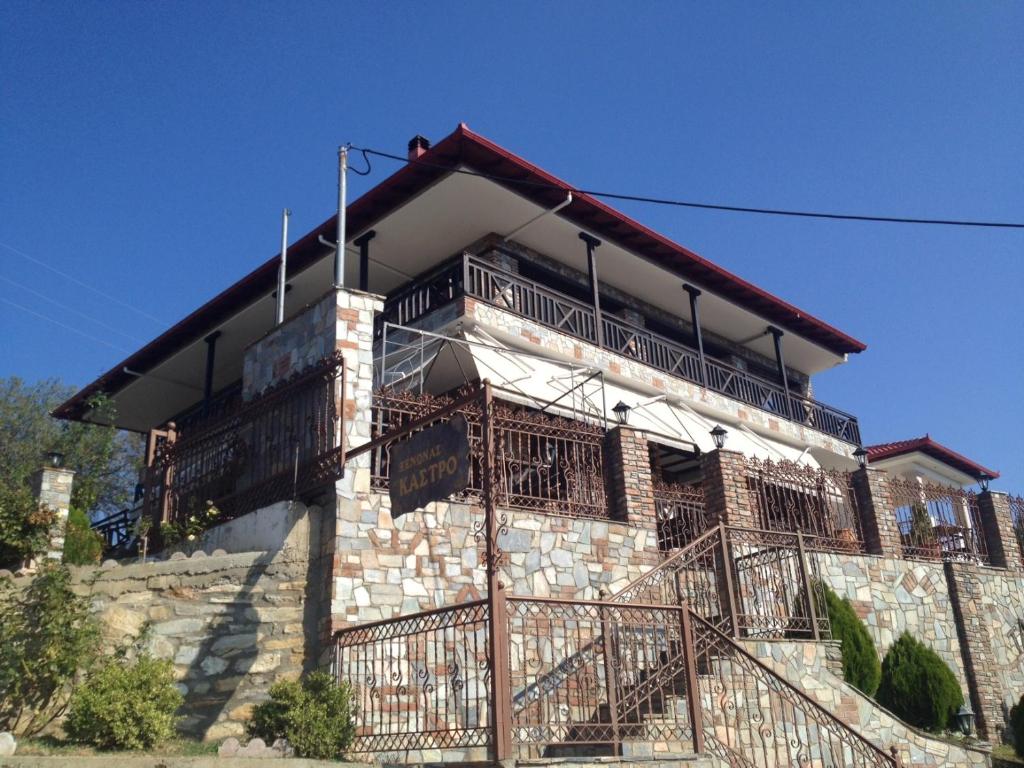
[{"x1": 376, "y1": 249, "x2": 861, "y2": 445}]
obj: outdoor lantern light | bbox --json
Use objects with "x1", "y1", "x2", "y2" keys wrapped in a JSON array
[
  {"x1": 955, "y1": 703, "x2": 975, "y2": 736},
  {"x1": 978, "y1": 473, "x2": 992, "y2": 492},
  {"x1": 612, "y1": 401, "x2": 631, "y2": 426},
  {"x1": 45, "y1": 450, "x2": 64, "y2": 469},
  {"x1": 710, "y1": 425, "x2": 728, "y2": 450},
  {"x1": 853, "y1": 447, "x2": 869, "y2": 469}
]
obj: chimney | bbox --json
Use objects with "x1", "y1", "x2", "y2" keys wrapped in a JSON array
[{"x1": 408, "y1": 135, "x2": 430, "y2": 160}]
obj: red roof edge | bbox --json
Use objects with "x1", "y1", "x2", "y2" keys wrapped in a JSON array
[
  {"x1": 54, "y1": 122, "x2": 866, "y2": 423},
  {"x1": 866, "y1": 436, "x2": 999, "y2": 480}
]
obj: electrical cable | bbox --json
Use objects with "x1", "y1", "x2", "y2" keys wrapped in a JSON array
[
  {"x1": 0, "y1": 241, "x2": 167, "y2": 323},
  {"x1": 1, "y1": 297, "x2": 133, "y2": 353},
  {"x1": 348, "y1": 145, "x2": 1024, "y2": 230},
  {"x1": 0, "y1": 274, "x2": 144, "y2": 343}
]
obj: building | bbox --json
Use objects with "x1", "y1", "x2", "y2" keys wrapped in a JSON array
[{"x1": 61, "y1": 125, "x2": 1022, "y2": 766}]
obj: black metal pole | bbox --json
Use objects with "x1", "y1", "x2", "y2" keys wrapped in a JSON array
[
  {"x1": 202, "y1": 331, "x2": 221, "y2": 416},
  {"x1": 683, "y1": 284, "x2": 707, "y2": 386},
  {"x1": 354, "y1": 230, "x2": 376, "y2": 293},
  {"x1": 768, "y1": 326, "x2": 792, "y2": 419},
  {"x1": 579, "y1": 232, "x2": 603, "y2": 347}
]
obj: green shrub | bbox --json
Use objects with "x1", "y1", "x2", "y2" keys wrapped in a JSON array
[
  {"x1": 0, "y1": 483, "x2": 56, "y2": 567},
  {"x1": 65, "y1": 654, "x2": 182, "y2": 750},
  {"x1": 823, "y1": 585, "x2": 881, "y2": 696},
  {"x1": 0, "y1": 564, "x2": 102, "y2": 736},
  {"x1": 877, "y1": 632, "x2": 963, "y2": 732},
  {"x1": 63, "y1": 507, "x2": 104, "y2": 565},
  {"x1": 1011, "y1": 693, "x2": 1024, "y2": 757},
  {"x1": 248, "y1": 672, "x2": 356, "y2": 759}
]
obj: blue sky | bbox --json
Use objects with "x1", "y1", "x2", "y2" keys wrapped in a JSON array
[{"x1": 1, "y1": 2, "x2": 1021, "y2": 489}]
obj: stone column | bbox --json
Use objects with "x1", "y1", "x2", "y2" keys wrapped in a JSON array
[
  {"x1": 603, "y1": 427, "x2": 656, "y2": 526},
  {"x1": 944, "y1": 562, "x2": 1000, "y2": 740},
  {"x1": 30, "y1": 463, "x2": 75, "y2": 561},
  {"x1": 700, "y1": 449, "x2": 756, "y2": 529},
  {"x1": 852, "y1": 467, "x2": 903, "y2": 558},
  {"x1": 976, "y1": 491, "x2": 1021, "y2": 570}
]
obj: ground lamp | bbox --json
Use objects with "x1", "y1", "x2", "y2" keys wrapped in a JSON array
[
  {"x1": 710, "y1": 425, "x2": 727, "y2": 450},
  {"x1": 612, "y1": 401, "x2": 631, "y2": 426},
  {"x1": 955, "y1": 703, "x2": 975, "y2": 736}
]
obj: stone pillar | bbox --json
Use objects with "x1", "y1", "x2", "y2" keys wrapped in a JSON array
[
  {"x1": 700, "y1": 449, "x2": 756, "y2": 529},
  {"x1": 852, "y1": 467, "x2": 903, "y2": 558},
  {"x1": 603, "y1": 427, "x2": 656, "y2": 527},
  {"x1": 944, "y1": 562, "x2": 1001, "y2": 740},
  {"x1": 30, "y1": 463, "x2": 75, "y2": 561},
  {"x1": 976, "y1": 491, "x2": 1021, "y2": 570}
]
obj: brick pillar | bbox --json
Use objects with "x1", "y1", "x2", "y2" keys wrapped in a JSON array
[
  {"x1": 603, "y1": 427, "x2": 655, "y2": 525},
  {"x1": 700, "y1": 449, "x2": 756, "y2": 528},
  {"x1": 945, "y1": 562, "x2": 1001, "y2": 740},
  {"x1": 30, "y1": 464, "x2": 75, "y2": 561},
  {"x1": 852, "y1": 467, "x2": 903, "y2": 558},
  {"x1": 976, "y1": 491, "x2": 1021, "y2": 570}
]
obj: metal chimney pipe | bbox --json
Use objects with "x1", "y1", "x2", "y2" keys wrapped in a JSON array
[
  {"x1": 335, "y1": 146, "x2": 348, "y2": 287},
  {"x1": 276, "y1": 208, "x2": 290, "y2": 325}
]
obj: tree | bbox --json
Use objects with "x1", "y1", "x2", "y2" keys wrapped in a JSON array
[
  {"x1": 0, "y1": 377, "x2": 140, "y2": 566},
  {"x1": 823, "y1": 584, "x2": 881, "y2": 696}
]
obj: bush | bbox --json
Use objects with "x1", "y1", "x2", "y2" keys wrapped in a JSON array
[
  {"x1": 248, "y1": 672, "x2": 356, "y2": 759},
  {"x1": 0, "y1": 483, "x2": 55, "y2": 567},
  {"x1": 877, "y1": 632, "x2": 963, "y2": 732},
  {"x1": 65, "y1": 654, "x2": 182, "y2": 750},
  {"x1": 823, "y1": 585, "x2": 881, "y2": 696},
  {"x1": 63, "y1": 507, "x2": 104, "y2": 565},
  {"x1": 0, "y1": 564, "x2": 102, "y2": 736},
  {"x1": 1011, "y1": 693, "x2": 1024, "y2": 757}
]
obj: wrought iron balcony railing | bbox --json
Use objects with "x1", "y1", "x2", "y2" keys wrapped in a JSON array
[{"x1": 377, "y1": 253, "x2": 861, "y2": 444}]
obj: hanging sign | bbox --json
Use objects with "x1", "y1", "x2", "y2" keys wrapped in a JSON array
[{"x1": 389, "y1": 415, "x2": 471, "y2": 518}]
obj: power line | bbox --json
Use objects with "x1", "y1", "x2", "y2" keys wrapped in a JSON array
[
  {"x1": 1, "y1": 297, "x2": 132, "y2": 354},
  {"x1": 350, "y1": 145, "x2": 1024, "y2": 230},
  {"x1": 0, "y1": 274, "x2": 144, "y2": 343},
  {"x1": 0, "y1": 241, "x2": 166, "y2": 324}
]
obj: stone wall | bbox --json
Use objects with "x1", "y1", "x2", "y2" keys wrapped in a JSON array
[
  {"x1": 817, "y1": 552, "x2": 968, "y2": 688},
  {"x1": 329, "y1": 493, "x2": 660, "y2": 631},
  {"x1": 70, "y1": 546, "x2": 321, "y2": 741},
  {"x1": 747, "y1": 640, "x2": 990, "y2": 768}
]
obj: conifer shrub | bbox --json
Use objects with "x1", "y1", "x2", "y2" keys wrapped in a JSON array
[
  {"x1": 63, "y1": 507, "x2": 104, "y2": 565},
  {"x1": 1011, "y1": 693, "x2": 1024, "y2": 758},
  {"x1": 65, "y1": 653, "x2": 182, "y2": 750},
  {"x1": 823, "y1": 584, "x2": 881, "y2": 697},
  {"x1": 248, "y1": 671, "x2": 355, "y2": 759},
  {"x1": 877, "y1": 632, "x2": 963, "y2": 732}
]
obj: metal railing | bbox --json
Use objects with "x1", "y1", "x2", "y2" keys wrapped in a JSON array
[
  {"x1": 886, "y1": 477, "x2": 988, "y2": 564},
  {"x1": 370, "y1": 389, "x2": 609, "y2": 519},
  {"x1": 1011, "y1": 494, "x2": 1024, "y2": 565},
  {"x1": 142, "y1": 353, "x2": 345, "y2": 538},
  {"x1": 334, "y1": 600, "x2": 492, "y2": 754},
  {"x1": 377, "y1": 252, "x2": 860, "y2": 443},
  {"x1": 91, "y1": 504, "x2": 143, "y2": 557},
  {"x1": 745, "y1": 458, "x2": 865, "y2": 554},
  {"x1": 610, "y1": 523, "x2": 829, "y2": 641},
  {"x1": 654, "y1": 480, "x2": 708, "y2": 551},
  {"x1": 689, "y1": 610, "x2": 895, "y2": 768}
]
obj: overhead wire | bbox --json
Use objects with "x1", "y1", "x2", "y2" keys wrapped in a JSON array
[
  {"x1": 348, "y1": 144, "x2": 1024, "y2": 230},
  {"x1": 1, "y1": 297, "x2": 132, "y2": 353},
  {"x1": 0, "y1": 274, "x2": 144, "y2": 343},
  {"x1": 0, "y1": 241, "x2": 167, "y2": 323}
]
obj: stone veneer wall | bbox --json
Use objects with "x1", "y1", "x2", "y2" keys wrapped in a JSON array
[
  {"x1": 946, "y1": 563, "x2": 1024, "y2": 740},
  {"x1": 331, "y1": 493, "x2": 660, "y2": 628},
  {"x1": 51, "y1": 548, "x2": 319, "y2": 741},
  {"x1": 29, "y1": 465, "x2": 74, "y2": 561},
  {"x1": 747, "y1": 640, "x2": 990, "y2": 768},
  {"x1": 816, "y1": 552, "x2": 968, "y2": 688}
]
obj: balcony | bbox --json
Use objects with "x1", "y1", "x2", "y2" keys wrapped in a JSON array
[{"x1": 377, "y1": 252, "x2": 861, "y2": 444}]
